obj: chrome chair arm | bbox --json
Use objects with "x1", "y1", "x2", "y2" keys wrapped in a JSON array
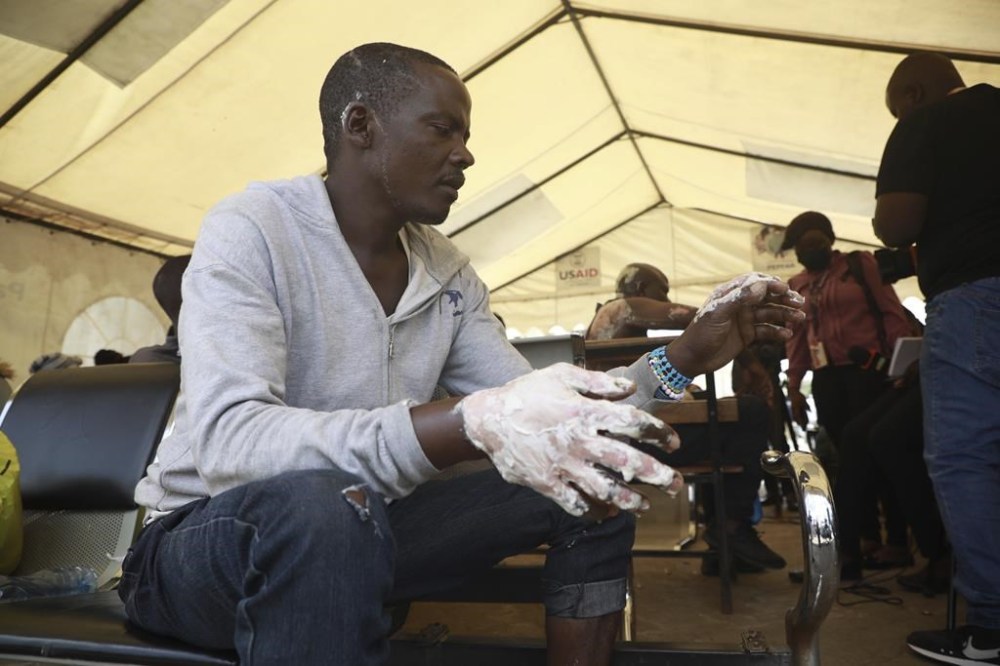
[{"x1": 762, "y1": 450, "x2": 839, "y2": 666}]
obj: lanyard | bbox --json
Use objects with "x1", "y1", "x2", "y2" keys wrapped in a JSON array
[{"x1": 807, "y1": 270, "x2": 831, "y2": 338}]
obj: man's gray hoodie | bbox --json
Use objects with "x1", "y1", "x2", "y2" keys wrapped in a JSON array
[{"x1": 136, "y1": 175, "x2": 661, "y2": 513}]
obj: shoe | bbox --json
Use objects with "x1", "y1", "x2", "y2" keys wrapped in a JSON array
[
  {"x1": 907, "y1": 625, "x2": 1000, "y2": 665},
  {"x1": 704, "y1": 523, "x2": 786, "y2": 570},
  {"x1": 701, "y1": 553, "x2": 765, "y2": 577}
]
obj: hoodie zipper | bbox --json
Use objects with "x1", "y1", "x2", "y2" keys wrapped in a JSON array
[{"x1": 387, "y1": 325, "x2": 395, "y2": 399}]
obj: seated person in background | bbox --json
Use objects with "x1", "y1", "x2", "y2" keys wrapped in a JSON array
[
  {"x1": 130, "y1": 254, "x2": 191, "y2": 364},
  {"x1": 732, "y1": 341, "x2": 796, "y2": 512},
  {"x1": 119, "y1": 43, "x2": 804, "y2": 665},
  {"x1": 586, "y1": 263, "x2": 698, "y2": 340},
  {"x1": 839, "y1": 361, "x2": 950, "y2": 595},
  {"x1": 587, "y1": 263, "x2": 787, "y2": 574}
]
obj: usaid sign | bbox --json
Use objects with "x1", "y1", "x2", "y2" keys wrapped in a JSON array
[{"x1": 555, "y1": 247, "x2": 601, "y2": 293}]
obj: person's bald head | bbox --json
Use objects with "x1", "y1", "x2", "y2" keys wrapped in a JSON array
[
  {"x1": 615, "y1": 263, "x2": 671, "y2": 301},
  {"x1": 886, "y1": 52, "x2": 965, "y2": 120}
]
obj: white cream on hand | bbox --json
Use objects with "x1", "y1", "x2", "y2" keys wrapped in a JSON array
[{"x1": 457, "y1": 363, "x2": 683, "y2": 516}]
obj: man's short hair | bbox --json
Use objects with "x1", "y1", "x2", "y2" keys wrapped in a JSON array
[{"x1": 319, "y1": 43, "x2": 457, "y2": 157}]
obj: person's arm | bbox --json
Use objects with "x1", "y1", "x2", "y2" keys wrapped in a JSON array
[
  {"x1": 874, "y1": 110, "x2": 933, "y2": 247},
  {"x1": 874, "y1": 193, "x2": 927, "y2": 247},
  {"x1": 621, "y1": 297, "x2": 698, "y2": 330}
]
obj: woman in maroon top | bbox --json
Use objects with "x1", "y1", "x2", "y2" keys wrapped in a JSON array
[{"x1": 782, "y1": 211, "x2": 915, "y2": 579}]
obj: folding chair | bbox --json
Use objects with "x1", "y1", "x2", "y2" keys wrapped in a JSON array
[{"x1": 0, "y1": 363, "x2": 218, "y2": 663}]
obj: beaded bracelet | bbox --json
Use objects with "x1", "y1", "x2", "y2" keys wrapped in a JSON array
[{"x1": 647, "y1": 346, "x2": 693, "y2": 401}]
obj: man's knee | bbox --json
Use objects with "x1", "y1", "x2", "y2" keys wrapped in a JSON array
[
  {"x1": 550, "y1": 506, "x2": 636, "y2": 555},
  {"x1": 243, "y1": 468, "x2": 388, "y2": 534}
]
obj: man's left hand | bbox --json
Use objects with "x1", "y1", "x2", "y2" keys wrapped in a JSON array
[{"x1": 668, "y1": 273, "x2": 805, "y2": 377}]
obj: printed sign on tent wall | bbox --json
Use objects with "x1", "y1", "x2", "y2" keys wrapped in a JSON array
[
  {"x1": 555, "y1": 247, "x2": 600, "y2": 293},
  {"x1": 751, "y1": 225, "x2": 798, "y2": 276}
]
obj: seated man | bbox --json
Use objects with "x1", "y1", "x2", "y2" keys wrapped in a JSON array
[
  {"x1": 130, "y1": 254, "x2": 191, "y2": 364},
  {"x1": 588, "y1": 263, "x2": 787, "y2": 574},
  {"x1": 586, "y1": 263, "x2": 698, "y2": 340},
  {"x1": 118, "y1": 43, "x2": 804, "y2": 665}
]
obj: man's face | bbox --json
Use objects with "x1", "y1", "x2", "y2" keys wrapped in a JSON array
[{"x1": 370, "y1": 62, "x2": 475, "y2": 225}]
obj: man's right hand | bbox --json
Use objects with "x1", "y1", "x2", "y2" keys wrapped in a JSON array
[
  {"x1": 457, "y1": 363, "x2": 684, "y2": 516},
  {"x1": 788, "y1": 387, "x2": 810, "y2": 427}
]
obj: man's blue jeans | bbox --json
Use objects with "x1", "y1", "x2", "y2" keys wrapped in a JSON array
[
  {"x1": 921, "y1": 277, "x2": 1000, "y2": 629},
  {"x1": 119, "y1": 467, "x2": 635, "y2": 664}
]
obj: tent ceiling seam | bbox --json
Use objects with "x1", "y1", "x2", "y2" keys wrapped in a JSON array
[
  {"x1": 491, "y1": 201, "x2": 887, "y2": 296},
  {"x1": 572, "y1": 7, "x2": 1000, "y2": 64},
  {"x1": 447, "y1": 130, "x2": 628, "y2": 239},
  {"x1": 632, "y1": 130, "x2": 877, "y2": 181},
  {"x1": 2, "y1": 210, "x2": 170, "y2": 259},
  {"x1": 490, "y1": 199, "x2": 666, "y2": 292},
  {"x1": 688, "y1": 206, "x2": 884, "y2": 250},
  {"x1": 0, "y1": 181, "x2": 195, "y2": 248},
  {"x1": 562, "y1": 0, "x2": 668, "y2": 208},
  {"x1": 0, "y1": 0, "x2": 146, "y2": 131},
  {"x1": 463, "y1": 7, "x2": 569, "y2": 82}
]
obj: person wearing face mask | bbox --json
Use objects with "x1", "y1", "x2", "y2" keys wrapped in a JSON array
[{"x1": 781, "y1": 211, "x2": 915, "y2": 580}]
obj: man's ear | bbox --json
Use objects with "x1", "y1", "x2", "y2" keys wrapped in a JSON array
[{"x1": 342, "y1": 102, "x2": 374, "y2": 149}]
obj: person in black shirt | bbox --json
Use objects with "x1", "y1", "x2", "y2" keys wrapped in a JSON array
[{"x1": 874, "y1": 52, "x2": 1000, "y2": 663}]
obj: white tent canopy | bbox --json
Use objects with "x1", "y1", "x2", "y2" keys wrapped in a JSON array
[{"x1": 3, "y1": 0, "x2": 999, "y2": 331}]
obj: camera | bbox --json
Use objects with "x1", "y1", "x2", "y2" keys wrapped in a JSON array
[{"x1": 874, "y1": 246, "x2": 917, "y2": 284}]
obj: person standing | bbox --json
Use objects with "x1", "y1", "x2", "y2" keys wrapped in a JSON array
[
  {"x1": 874, "y1": 52, "x2": 1000, "y2": 664},
  {"x1": 782, "y1": 210, "x2": 914, "y2": 580}
]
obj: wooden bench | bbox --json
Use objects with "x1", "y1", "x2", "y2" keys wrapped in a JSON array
[{"x1": 584, "y1": 335, "x2": 745, "y2": 615}]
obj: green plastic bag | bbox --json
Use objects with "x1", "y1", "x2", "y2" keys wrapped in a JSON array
[{"x1": 0, "y1": 431, "x2": 22, "y2": 574}]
